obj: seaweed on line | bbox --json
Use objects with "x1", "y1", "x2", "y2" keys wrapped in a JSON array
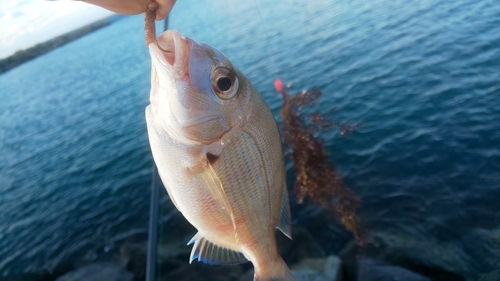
[{"x1": 278, "y1": 83, "x2": 366, "y2": 245}]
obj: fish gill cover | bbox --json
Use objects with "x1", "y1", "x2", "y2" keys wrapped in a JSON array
[{"x1": 276, "y1": 79, "x2": 367, "y2": 245}]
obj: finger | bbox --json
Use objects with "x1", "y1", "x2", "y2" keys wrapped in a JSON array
[
  {"x1": 80, "y1": 0, "x2": 147, "y2": 15},
  {"x1": 155, "y1": 0, "x2": 177, "y2": 20}
]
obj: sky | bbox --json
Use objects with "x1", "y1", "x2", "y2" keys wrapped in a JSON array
[{"x1": 0, "y1": 0, "x2": 114, "y2": 59}]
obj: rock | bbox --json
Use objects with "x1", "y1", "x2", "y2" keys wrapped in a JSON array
[
  {"x1": 290, "y1": 255, "x2": 342, "y2": 281},
  {"x1": 119, "y1": 242, "x2": 148, "y2": 281},
  {"x1": 357, "y1": 258, "x2": 430, "y2": 281},
  {"x1": 478, "y1": 269, "x2": 500, "y2": 281},
  {"x1": 364, "y1": 232, "x2": 468, "y2": 280},
  {"x1": 239, "y1": 269, "x2": 254, "y2": 281},
  {"x1": 338, "y1": 239, "x2": 358, "y2": 281},
  {"x1": 155, "y1": 235, "x2": 194, "y2": 275},
  {"x1": 2, "y1": 271, "x2": 51, "y2": 281},
  {"x1": 51, "y1": 258, "x2": 77, "y2": 279},
  {"x1": 239, "y1": 256, "x2": 342, "y2": 281},
  {"x1": 55, "y1": 262, "x2": 133, "y2": 281},
  {"x1": 158, "y1": 262, "x2": 246, "y2": 281},
  {"x1": 277, "y1": 227, "x2": 326, "y2": 264}
]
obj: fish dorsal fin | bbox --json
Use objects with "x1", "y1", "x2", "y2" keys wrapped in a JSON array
[
  {"x1": 187, "y1": 232, "x2": 248, "y2": 265},
  {"x1": 276, "y1": 185, "x2": 292, "y2": 240}
]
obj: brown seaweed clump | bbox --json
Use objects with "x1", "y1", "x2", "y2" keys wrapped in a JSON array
[{"x1": 276, "y1": 79, "x2": 366, "y2": 245}]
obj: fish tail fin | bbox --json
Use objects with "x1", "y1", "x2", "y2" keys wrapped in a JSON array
[{"x1": 253, "y1": 257, "x2": 295, "y2": 281}]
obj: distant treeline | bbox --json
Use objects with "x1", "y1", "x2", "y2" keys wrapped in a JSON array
[{"x1": 0, "y1": 15, "x2": 124, "y2": 74}]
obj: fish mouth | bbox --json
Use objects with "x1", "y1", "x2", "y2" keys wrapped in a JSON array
[{"x1": 150, "y1": 30, "x2": 190, "y2": 76}]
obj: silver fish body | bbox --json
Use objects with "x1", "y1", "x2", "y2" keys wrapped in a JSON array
[{"x1": 146, "y1": 30, "x2": 294, "y2": 281}]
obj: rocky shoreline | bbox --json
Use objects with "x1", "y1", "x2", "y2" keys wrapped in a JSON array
[
  {"x1": 1, "y1": 203, "x2": 474, "y2": 281},
  {"x1": 3, "y1": 222, "x2": 452, "y2": 281},
  {"x1": 6, "y1": 204, "x2": 490, "y2": 281},
  {"x1": 0, "y1": 15, "x2": 123, "y2": 74}
]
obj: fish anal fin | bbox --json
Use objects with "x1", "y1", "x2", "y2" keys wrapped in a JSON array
[
  {"x1": 188, "y1": 232, "x2": 247, "y2": 265},
  {"x1": 276, "y1": 185, "x2": 292, "y2": 240}
]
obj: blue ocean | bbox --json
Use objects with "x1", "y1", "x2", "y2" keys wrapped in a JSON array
[{"x1": 1, "y1": 0, "x2": 499, "y2": 279}]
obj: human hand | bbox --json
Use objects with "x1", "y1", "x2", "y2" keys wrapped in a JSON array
[{"x1": 80, "y1": 0, "x2": 176, "y2": 20}]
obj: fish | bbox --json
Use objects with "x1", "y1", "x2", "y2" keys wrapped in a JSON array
[{"x1": 145, "y1": 30, "x2": 295, "y2": 281}]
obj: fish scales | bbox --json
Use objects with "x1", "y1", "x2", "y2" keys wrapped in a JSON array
[{"x1": 146, "y1": 30, "x2": 294, "y2": 281}]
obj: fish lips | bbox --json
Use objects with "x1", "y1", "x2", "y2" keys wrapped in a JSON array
[
  {"x1": 149, "y1": 30, "x2": 190, "y2": 77},
  {"x1": 148, "y1": 30, "x2": 191, "y2": 132}
]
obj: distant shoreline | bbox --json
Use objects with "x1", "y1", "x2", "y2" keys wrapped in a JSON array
[{"x1": 0, "y1": 15, "x2": 124, "y2": 75}]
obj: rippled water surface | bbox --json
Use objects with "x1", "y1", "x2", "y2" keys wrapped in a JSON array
[{"x1": 1, "y1": 0, "x2": 499, "y2": 279}]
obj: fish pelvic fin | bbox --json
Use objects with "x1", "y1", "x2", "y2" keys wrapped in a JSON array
[
  {"x1": 276, "y1": 184, "x2": 292, "y2": 240},
  {"x1": 254, "y1": 257, "x2": 295, "y2": 281},
  {"x1": 188, "y1": 232, "x2": 247, "y2": 265}
]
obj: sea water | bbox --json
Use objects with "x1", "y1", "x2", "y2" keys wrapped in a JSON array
[{"x1": 1, "y1": 0, "x2": 499, "y2": 278}]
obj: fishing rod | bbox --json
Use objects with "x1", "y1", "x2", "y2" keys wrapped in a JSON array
[
  {"x1": 146, "y1": 164, "x2": 160, "y2": 281},
  {"x1": 145, "y1": 16, "x2": 169, "y2": 281}
]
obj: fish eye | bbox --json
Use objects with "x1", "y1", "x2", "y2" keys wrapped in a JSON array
[
  {"x1": 217, "y1": 77, "x2": 232, "y2": 91},
  {"x1": 211, "y1": 67, "x2": 239, "y2": 100}
]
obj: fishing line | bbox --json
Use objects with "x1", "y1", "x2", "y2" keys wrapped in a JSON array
[{"x1": 253, "y1": 0, "x2": 282, "y2": 79}]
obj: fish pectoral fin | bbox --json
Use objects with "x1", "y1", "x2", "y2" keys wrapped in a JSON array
[
  {"x1": 188, "y1": 232, "x2": 248, "y2": 265},
  {"x1": 277, "y1": 184, "x2": 293, "y2": 240},
  {"x1": 195, "y1": 160, "x2": 238, "y2": 238}
]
